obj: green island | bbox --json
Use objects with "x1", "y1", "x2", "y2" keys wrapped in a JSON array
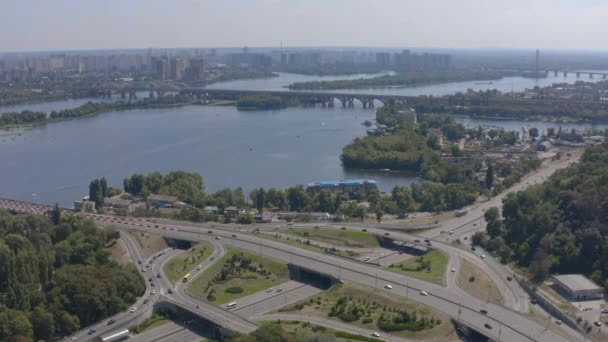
[
  {"x1": 288, "y1": 69, "x2": 543, "y2": 90},
  {"x1": 472, "y1": 141, "x2": 608, "y2": 287},
  {"x1": 387, "y1": 250, "x2": 449, "y2": 285},
  {"x1": 163, "y1": 242, "x2": 214, "y2": 283},
  {"x1": 260, "y1": 231, "x2": 362, "y2": 259},
  {"x1": 280, "y1": 228, "x2": 379, "y2": 248},
  {"x1": 0, "y1": 210, "x2": 145, "y2": 342},
  {"x1": 236, "y1": 94, "x2": 290, "y2": 110},
  {"x1": 188, "y1": 247, "x2": 289, "y2": 304},
  {"x1": 0, "y1": 93, "x2": 196, "y2": 129},
  {"x1": 278, "y1": 282, "x2": 456, "y2": 340},
  {"x1": 227, "y1": 322, "x2": 385, "y2": 342}
]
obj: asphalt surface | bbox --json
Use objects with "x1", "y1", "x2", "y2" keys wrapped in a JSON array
[
  {"x1": 233, "y1": 281, "x2": 322, "y2": 319},
  {"x1": 128, "y1": 321, "x2": 206, "y2": 342}
]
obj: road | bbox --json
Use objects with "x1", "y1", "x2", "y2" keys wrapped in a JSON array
[{"x1": 128, "y1": 321, "x2": 206, "y2": 342}]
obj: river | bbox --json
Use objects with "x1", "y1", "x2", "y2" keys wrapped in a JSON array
[{"x1": 0, "y1": 72, "x2": 606, "y2": 207}]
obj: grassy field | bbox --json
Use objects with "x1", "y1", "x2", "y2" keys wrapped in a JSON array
[
  {"x1": 278, "y1": 282, "x2": 457, "y2": 341},
  {"x1": 129, "y1": 230, "x2": 169, "y2": 259},
  {"x1": 280, "y1": 228, "x2": 379, "y2": 248},
  {"x1": 456, "y1": 260, "x2": 503, "y2": 304},
  {"x1": 163, "y1": 242, "x2": 213, "y2": 283},
  {"x1": 261, "y1": 232, "x2": 362, "y2": 259},
  {"x1": 386, "y1": 250, "x2": 448, "y2": 285},
  {"x1": 188, "y1": 247, "x2": 289, "y2": 304},
  {"x1": 130, "y1": 313, "x2": 171, "y2": 334},
  {"x1": 106, "y1": 238, "x2": 131, "y2": 265},
  {"x1": 276, "y1": 321, "x2": 383, "y2": 342}
]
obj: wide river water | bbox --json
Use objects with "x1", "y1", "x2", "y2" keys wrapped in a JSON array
[{"x1": 1, "y1": 72, "x2": 607, "y2": 207}]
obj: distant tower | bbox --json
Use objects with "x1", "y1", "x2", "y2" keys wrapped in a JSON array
[{"x1": 535, "y1": 49, "x2": 540, "y2": 77}]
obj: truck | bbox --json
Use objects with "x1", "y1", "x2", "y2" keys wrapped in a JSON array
[{"x1": 96, "y1": 329, "x2": 129, "y2": 342}]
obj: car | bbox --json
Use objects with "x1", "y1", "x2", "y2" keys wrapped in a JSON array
[
  {"x1": 384, "y1": 232, "x2": 390, "y2": 236},
  {"x1": 341, "y1": 227, "x2": 346, "y2": 230},
  {"x1": 530, "y1": 299, "x2": 538, "y2": 305},
  {"x1": 480, "y1": 254, "x2": 486, "y2": 259},
  {"x1": 154, "y1": 225, "x2": 159, "y2": 228},
  {"x1": 448, "y1": 230, "x2": 454, "y2": 234},
  {"x1": 384, "y1": 284, "x2": 393, "y2": 289},
  {"x1": 398, "y1": 251, "x2": 405, "y2": 255},
  {"x1": 69, "y1": 337, "x2": 77, "y2": 341},
  {"x1": 88, "y1": 328, "x2": 96, "y2": 335},
  {"x1": 231, "y1": 234, "x2": 237, "y2": 238},
  {"x1": 208, "y1": 230, "x2": 213, "y2": 234},
  {"x1": 168, "y1": 289, "x2": 174, "y2": 294},
  {"x1": 363, "y1": 256, "x2": 370, "y2": 261},
  {"x1": 480, "y1": 309, "x2": 488, "y2": 314},
  {"x1": 484, "y1": 323, "x2": 492, "y2": 329},
  {"x1": 266, "y1": 288, "x2": 274, "y2": 292},
  {"x1": 507, "y1": 276, "x2": 513, "y2": 281},
  {"x1": 471, "y1": 247, "x2": 476, "y2": 251},
  {"x1": 424, "y1": 239, "x2": 430, "y2": 243},
  {"x1": 156, "y1": 273, "x2": 161, "y2": 278},
  {"x1": 419, "y1": 290, "x2": 429, "y2": 296},
  {"x1": 276, "y1": 288, "x2": 283, "y2": 293},
  {"x1": 362, "y1": 229, "x2": 367, "y2": 232},
  {"x1": 138, "y1": 260, "x2": 142, "y2": 264},
  {"x1": 371, "y1": 332, "x2": 380, "y2": 337},
  {"x1": 130, "y1": 307, "x2": 137, "y2": 313},
  {"x1": 473, "y1": 223, "x2": 477, "y2": 226},
  {"x1": 150, "y1": 282, "x2": 155, "y2": 287},
  {"x1": 144, "y1": 298, "x2": 149, "y2": 304},
  {"x1": 601, "y1": 309, "x2": 608, "y2": 314},
  {"x1": 339, "y1": 279, "x2": 345, "y2": 284},
  {"x1": 107, "y1": 319, "x2": 116, "y2": 325},
  {"x1": 594, "y1": 321, "x2": 603, "y2": 327},
  {"x1": 426, "y1": 242, "x2": 432, "y2": 246},
  {"x1": 451, "y1": 267, "x2": 456, "y2": 272},
  {"x1": 196, "y1": 265, "x2": 202, "y2": 270},
  {"x1": 414, "y1": 239, "x2": 420, "y2": 243},
  {"x1": 151, "y1": 289, "x2": 156, "y2": 294},
  {"x1": 215, "y1": 236, "x2": 221, "y2": 240},
  {"x1": 555, "y1": 320, "x2": 562, "y2": 325}
]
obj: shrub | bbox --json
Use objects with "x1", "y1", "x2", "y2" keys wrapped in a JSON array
[{"x1": 225, "y1": 287, "x2": 244, "y2": 294}]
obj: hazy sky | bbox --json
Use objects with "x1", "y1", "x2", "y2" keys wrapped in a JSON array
[{"x1": 2, "y1": 0, "x2": 608, "y2": 52}]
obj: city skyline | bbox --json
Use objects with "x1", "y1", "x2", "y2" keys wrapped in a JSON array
[{"x1": 2, "y1": 0, "x2": 608, "y2": 53}]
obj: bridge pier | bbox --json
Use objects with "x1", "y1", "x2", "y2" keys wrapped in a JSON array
[
  {"x1": 149, "y1": 91, "x2": 155, "y2": 99},
  {"x1": 156, "y1": 90, "x2": 165, "y2": 98},
  {"x1": 604, "y1": 74, "x2": 607, "y2": 79},
  {"x1": 563, "y1": 71, "x2": 568, "y2": 77},
  {"x1": 129, "y1": 90, "x2": 137, "y2": 100},
  {"x1": 554, "y1": 70, "x2": 558, "y2": 76},
  {"x1": 576, "y1": 72, "x2": 581, "y2": 78},
  {"x1": 120, "y1": 91, "x2": 126, "y2": 100},
  {"x1": 589, "y1": 73, "x2": 594, "y2": 79}
]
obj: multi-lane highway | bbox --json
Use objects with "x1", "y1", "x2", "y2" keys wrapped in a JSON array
[{"x1": 0, "y1": 150, "x2": 592, "y2": 342}]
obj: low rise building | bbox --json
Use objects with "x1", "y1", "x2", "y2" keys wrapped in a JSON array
[{"x1": 552, "y1": 274, "x2": 604, "y2": 301}]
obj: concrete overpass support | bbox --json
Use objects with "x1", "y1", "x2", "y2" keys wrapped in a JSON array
[
  {"x1": 604, "y1": 74, "x2": 607, "y2": 79},
  {"x1": 129, "y1": 90, "x2": 137, "y2": 100},
  {"x1": 563, "y1": 71, "x2": 568, "y2": 77},
  {"x1": 589, "y1": 73, "x2": 594, "y2": 78},
  {"x1": 149, "y1": 91, "x2": 155, "y2": 99},
  {"x1": 553, "y1": 70, "x2": 558, "y2": 76},
  {"x1": 120, "y1": 91, "x2": 126, "y2": 100},
  {"x1": 576, "y1": 72, "x2": 581, "y2": 78}
]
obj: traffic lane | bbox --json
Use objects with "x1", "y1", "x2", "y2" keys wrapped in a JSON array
[
  {"x1": 128, "y1": 321, "x2": 207, "y2": 342},
  {"x1": 94, "y1": 220, "x2": 580, "y2": 342},
  {"x1": 228, "y1": 280, "x2": 307, "y2": 309},
  {"x1": 233, "y1": 283, "x2": 322, "y2": 318}
]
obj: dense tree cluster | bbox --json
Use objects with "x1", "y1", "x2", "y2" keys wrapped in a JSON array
[
  {"x1": 477, "y1": 142, "x2": 608, "y2": 286},
  {"x1": 123, "y1": 171, "x2": 205, "y2": 206},
  {"x1": 0, "y1": 211, "x2": 144, "y2": 341},
  {"x1": 288, "y1": 69, "x2": 537, "y2": 90},
  {"x1": 0, "y1": 110, "x2": 47, "y2": 127},
  {"x1": 88, "y1": 177, "x2": 108, "y2": 208}
]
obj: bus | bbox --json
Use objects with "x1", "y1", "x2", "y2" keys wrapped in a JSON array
[
  {"x1": 455, "y1": 210, "x2": 468, "y2": 217},
  {"x1": 226, "y1": 302, "x2": 237, "y2": 310},
  {"x1": 182, "y1": 272, "x2": 191, "y2": 282},
  {"x1": 95, "y1": 329, "x2": 129, "y2": 342}
]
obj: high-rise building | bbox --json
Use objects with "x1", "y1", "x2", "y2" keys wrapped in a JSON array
[
  {"x1": 152, "y1": 56, "x2": 169, "y2": 80},
  {"x1": 376, "y1": 52, "x2": 391, "y2": 67},
  {"x1": 184, "y1": 58, "x2": 205, "y2": 81}
]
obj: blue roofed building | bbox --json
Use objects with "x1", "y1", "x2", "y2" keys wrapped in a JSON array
[{"x1": 306, "y1": 179, "x2": 377, "y2": 196}]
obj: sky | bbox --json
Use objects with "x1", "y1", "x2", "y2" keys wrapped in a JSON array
[{"x1": 2, "y1": 0, "x2": 608, "y2": 52}]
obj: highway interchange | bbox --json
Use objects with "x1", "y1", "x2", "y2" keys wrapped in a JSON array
[{"x1": 0, "y1": 152, "x2": 595, "y2": 342}]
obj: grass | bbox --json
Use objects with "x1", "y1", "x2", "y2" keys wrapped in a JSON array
[
  {"x1": 163, "y1": 242, "x2": 213, "y2": 283},
  {"x1": 277, "y1": 321, "x2": 383, "y2": 342},
  {"x1": 261, "y1": 232, "x2": 362, "y2": 259},
  {"x1": 279, "y1": 228, "x2": 379, "y2": 248},
  {"x1": 105, "y1": 238, "x2": 131, "y2": 265},
  {"x1": 386, "y1": 250, "x2": 448, "y2": 285},
  {"x1": 129, "y1": 230, "x2": 169, "y2": 259},
  {"x1": 277, "y1": 282, "x2": 457, "y2": 341},
  {"x1": 130, "y1": 313, "x2": 171, "y2": 334},
  {"x1": 188, "y1": 247, "x2": 289, "y2": 304},
  {"x1": 456, "y1": 259, "x2": 503, "y2": 304}
]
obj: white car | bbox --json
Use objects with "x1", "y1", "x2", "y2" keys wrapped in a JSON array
[
  {"x1": 130, "y1": 307, "x2": 137, "y2": 313},
  {"x1": 371, "y1": 332, "x2": 380, "y2": 337},
  {"x1": 384, "y1": 284, "x2": 392, "y2": 289},
  {"x1": 448, "y1": 230, "x2": 454, "y2": 234},
  {"x1": 480, "y1": 254, "x2": 486, "y2": 259},
  {"x1": 151, "y1": 290, "x2": 156, "y2": 294},
  {"x1": 266, "y1": 288, "x2": 274, "y2": 292},
  {"x1": 594, "y1": 321, "x2": 603, "y2": 327},
  {"x1": 555, "y1": 320, "x2": 562, "y2": 325},
  {"x1": 419, "y1": 290, "x2": 429, "y2": 296},
  {"x1": 196, "y1": 265, "x2": 202, "y2": 270},
  {"x1": 451, "y1": 267, "x2": 456, "y2": 272},
  {"x1": 215, "y1": 236, "x2": 221, "y2": 240}
]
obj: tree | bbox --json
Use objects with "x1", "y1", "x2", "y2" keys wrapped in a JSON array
[
  {"x1": 375, "y1": 209, "x2": 383, "y2": 223},
  {"x1": 51, "y1": 203, "x2": 61, "y2": 225},
  {"x1": 485, "y1": 162, "x2": 494, "y2": 189},
  {"x1": 100, "y1": 177, "x2": 108, "y2": 197},
  {"x1": 529, "y1": 127, "x2": 539, "y2": 141},
  {"x1": 29, "y1": 306, "x2": 54, "y2": 341},
  {"x1": 57, "y1": 311, "x2": 80, "y2": 336}
]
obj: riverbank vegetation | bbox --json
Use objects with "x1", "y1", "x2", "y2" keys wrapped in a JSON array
[
  {"x1": 473, "y1": 142, "x2": 608, "y2": 287},
  {"x1": 288, "y1": 69, "x2": 542, "y2": 90},
  {"x1": 0, "y1": 210, "x2": 145, "y2": 341},
  {"x1": 0, "y1": 94, "x2": 196, "y2": 129}
]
